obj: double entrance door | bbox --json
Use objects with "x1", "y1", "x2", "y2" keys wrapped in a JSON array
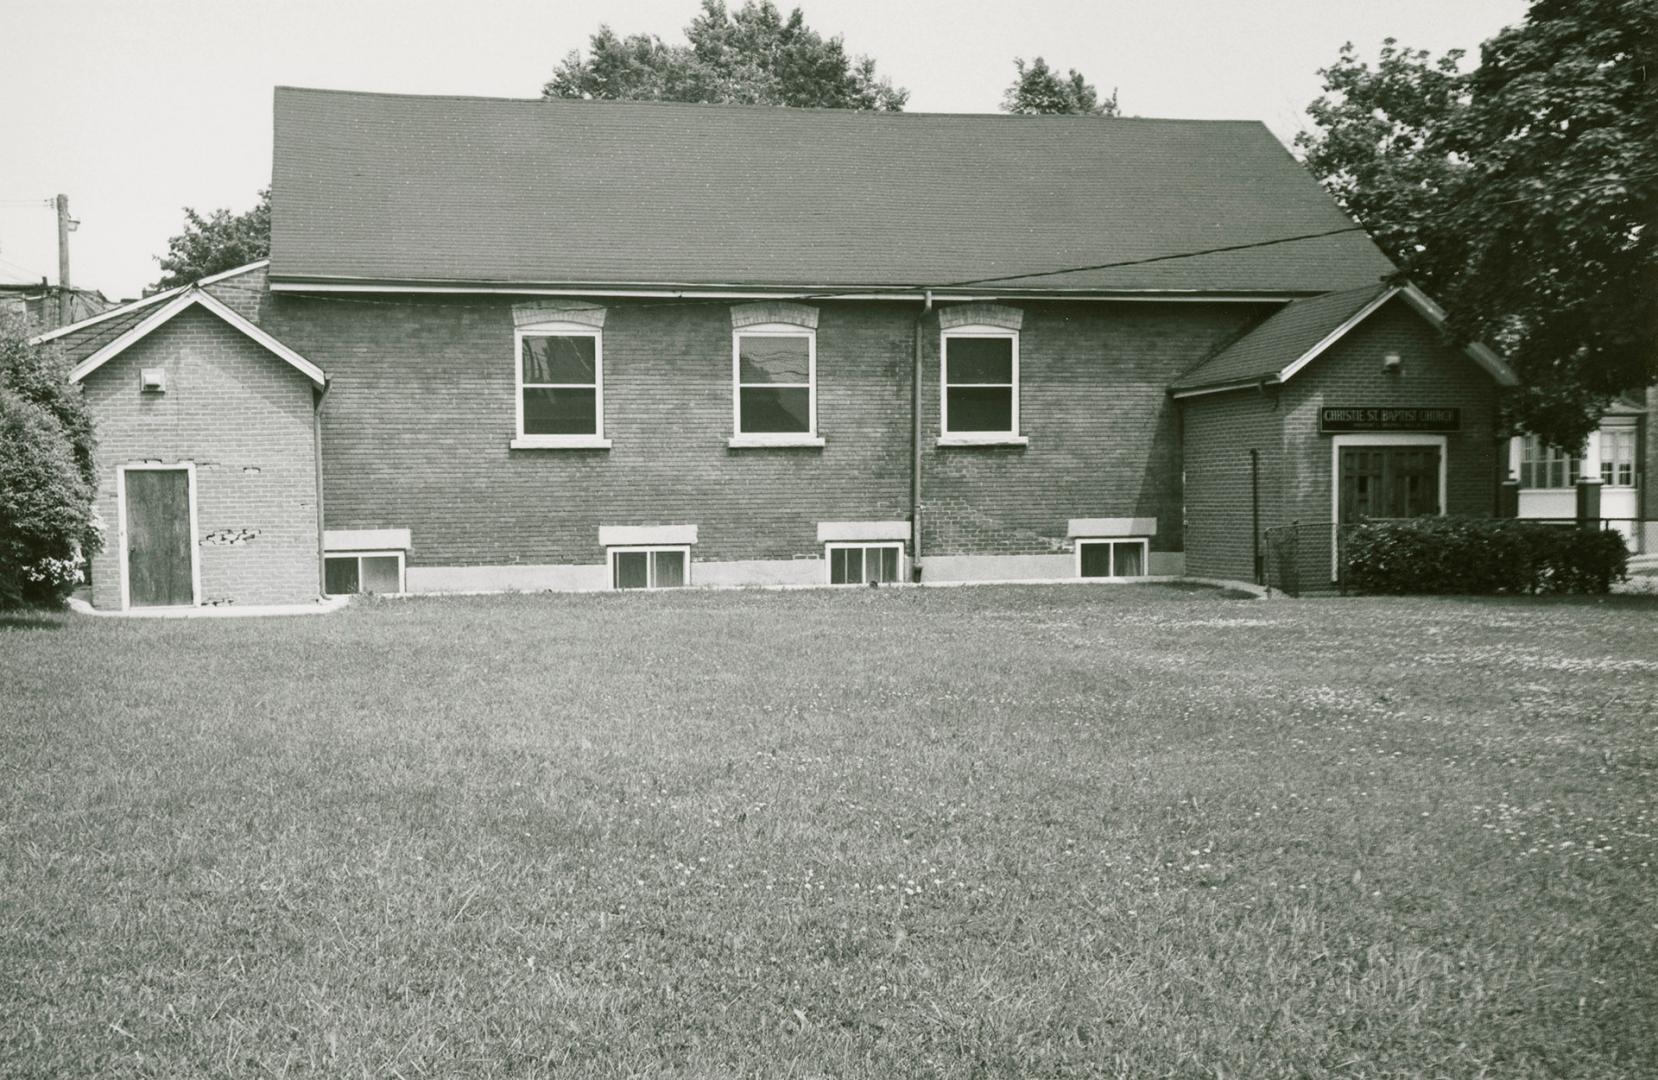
[{"x1": 1338, "y1": 444, "x2": 1441, "y2": 523}]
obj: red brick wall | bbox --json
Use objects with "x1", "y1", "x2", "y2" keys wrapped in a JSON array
[
  {"x1": 80, "y1": 307, "x2": 320, "y2": 608},
  {"x1": 263, "y1": 294, "x2": 1264, "y2": 570},
  {"x1": 1180, "y1": 390, "x2": 1282, "y2": 582},
  {"x1": 920, "y1": 302, "x2": 1265, "y2": 558}
]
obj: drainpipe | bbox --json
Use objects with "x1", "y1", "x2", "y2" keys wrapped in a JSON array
[
  {"x1": 313, "y1": 380, "x2": 329, "y2": 595},
  {"x1": 1250, "y1": 449, "x2": 1262, "y2": 585},
  {"x1": 911, "y1": 290, "x2": 933, "y2": 582}
]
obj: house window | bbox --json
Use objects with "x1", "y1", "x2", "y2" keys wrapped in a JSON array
[
  {"x1": 1519, "y1": 435, "x2": 1581, "y2": 489},
  {"x1": 734, "y1": 325, "x2": 815, "y2": 439},
  {"x1": 609, "y1": 546, "x2": 689, "y2": 590},
  {"x1": 1076, "y1": 539, "x2": 1148, "y2": 579},
  {"x1": 515, "y1": 323, "x2": 604, "y2": 446},
  {"x1": 826, "y1": 542, "x2": 903, "y2": 585},
  {"x1": 1600, "y1": 427, "x2": 1636, "y2": 487},
  {"x1": 324, "y1": 552, "x2": 404, "y2": 595},
  {"x1": 941, "y1": 326, "x2": 1019, "y2": 439}
]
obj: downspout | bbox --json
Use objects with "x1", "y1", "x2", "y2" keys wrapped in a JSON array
[
  {"x1": 1250, "y1": 448, "x2": 1262, "y2": 585},
  {"x1": 313, "y1": 380, "x2": 328, "y2": 596},
  {"x1": 911, "y1": 290, "x2": 933, "y2": 582}
]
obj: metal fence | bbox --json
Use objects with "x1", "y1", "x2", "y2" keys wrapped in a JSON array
[{"x1": 1262, "y1": 518, "x2": 1655, "y2": 598}]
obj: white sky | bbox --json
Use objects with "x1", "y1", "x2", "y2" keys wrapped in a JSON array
[{"x1": 0, "y1": 0, "x2": 1529, "y2": 300}]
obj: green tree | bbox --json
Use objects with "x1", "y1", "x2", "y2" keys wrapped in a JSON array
[
  {"x1": 0, "y1": 315, "x2": 99, "y2": 608},
  {"x1": 1001, "y1": 57, "x2": 1118, "y2": 116},
  {"x1": 543, "y1": 0, "x2": 907, "y2": 110},
  {"x1": 149, "y1": 189, "x2": 270, "y2": 295},
  {"x1": 1296, "y1": 1, "x2": 1658, "y2": 448}
]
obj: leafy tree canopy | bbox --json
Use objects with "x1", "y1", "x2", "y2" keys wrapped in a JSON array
[
  {"x1": 1296, "y1": 0, "x2": 1657, "y2": 448},
  {"x1": 544, "y1": 0, "x2": 907, "y2": 110},
  {"x1": 149, "y1": 189, "x2": 271, "y2": 295},
  {"x1": 1001, "y1": 57, "x2": 1118, "y2": 116}
]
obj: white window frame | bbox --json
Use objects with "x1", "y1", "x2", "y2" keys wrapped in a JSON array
[
  {"x1": 322, "y1": 550, "x2": 406, "y2": 596},
  {"x1": 731, "y1": 323, "x2": 822, "y2": 447},
  {"x1": 607, "y1": 545, "x2": 692, "y2": 590},
  {"x1": 1518, "y1": 433, "x2": 1582, "y2": 489},
  {"x1": 115, "y1": 461, "x2": 201, "y2": 610},
  {"x1": 824, "y1": 541, "x2": 906, "y2": 585},
  {"x1": 939, "y1": 324, "x2": 1026, "y2": 445},
  {"x1": 1074, "y1": 537, "x2": 1150, "y2": 579},
  {"x1": 1599, "y1": 425, "x2": 1637, "y2": 488},
  {"x1": 512, "y1": 321, "x2": 611, "y2": 450}
]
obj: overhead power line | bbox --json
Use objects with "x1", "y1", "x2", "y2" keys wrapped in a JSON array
[{"x1": 927, "y1": 225, "x2": 1369, "y2": 290}]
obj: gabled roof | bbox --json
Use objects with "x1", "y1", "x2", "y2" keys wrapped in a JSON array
[
  {"x1": 269, "y1": 86, "x2": 1398, "y2": 296},
  {"x1": 59, "y1": 270, "x2": 323, "y2": 388},
  {"x1": 1170, "y1": 282, "x2": 1518, "y2": 397},
  {"x1": 32, "y1": 261, "x2": 270, "y2": 351}
]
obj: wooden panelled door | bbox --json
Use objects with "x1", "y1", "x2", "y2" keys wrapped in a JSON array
[
  {"x1": 124, "y1": 468, "x2": 194, "y2": 607},
  {"x1": 1339, "y1": 446, "x2": 1442, "y2": 523}
]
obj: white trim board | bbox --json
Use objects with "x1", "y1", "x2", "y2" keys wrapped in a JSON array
[
  {"x1": 116, "y1": 461, "x2": 201, "y2": 611},
  {"x1": 818, "y1": 520, "x2": 909, "y2": 542},
  {"x1": 66, "y1": 286, "x2": 325, "y2": 388},
  {"x1": 1069, "y1": 517, "x2": 1157, "y2": 538},
  {"x1": 324, "y1": 528, "x2": 412, "y2": 551},
  {"x1": 599, "y1": 524, "x2": 698, "y2": 547}
]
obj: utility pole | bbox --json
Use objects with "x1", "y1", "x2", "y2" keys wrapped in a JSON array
[{"x1": 54, "y1": 194, "x2": 71, "y2": 327}]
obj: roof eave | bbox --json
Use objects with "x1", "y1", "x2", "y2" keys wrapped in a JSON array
[
  {"x1": 266, "y1": 274, "x2": 1306, "y2": 303},
  {"x1": 1170, "y1": 377, "x2": 1283, "y2": 400},
  {"x1": 66, "y1": 284, "x2": 324, "y2": 388}
]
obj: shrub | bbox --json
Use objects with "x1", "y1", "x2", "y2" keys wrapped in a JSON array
[
  {"x1": 0, "y1": 316, "x2": 99, "y2": 609},
  {"x1": 1343, "y1": 517, "x2": 1629, "y2": 596}
]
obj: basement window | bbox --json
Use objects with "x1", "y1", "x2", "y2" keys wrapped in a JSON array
[
  {"x1": 609, "y1": 546, "x2": 690, "y2": 590},
  {"x1": 324, "y1": 551, "x2": 405, "y2": 595},
  {"x1": 826, "y1": 542, "x2": 904, "y2": 585},
  {"x1": 1076, "y1": 539, "x2": 1148, "y2": 579}
]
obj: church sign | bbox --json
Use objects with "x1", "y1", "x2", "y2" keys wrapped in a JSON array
[{"x1": 1319, "y1": 406, "x2": 1460, "y2": 434}]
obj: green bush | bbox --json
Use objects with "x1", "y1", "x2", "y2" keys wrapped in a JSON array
[
  {"x1": 0, "y1": 316, "x2": 99, "y2": 609},
  {"x1": 1343, "y1": 517, "x2": 1629, "y2": 595}
]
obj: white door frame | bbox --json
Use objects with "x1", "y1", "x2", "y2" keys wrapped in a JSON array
[
  {"x1": 116, "y1": 461, "x2": 201, "y2": 609},
  {"x1": 1328, "y1": 434, "x2": 1448, "y2": 580}
]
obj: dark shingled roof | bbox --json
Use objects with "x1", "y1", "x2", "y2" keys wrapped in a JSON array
[
  {"x1": 269, "y1": 87, "x2": 1397, "y2": 294},
  {"x1": 1172, "y1": 283, "x2": 1391, "y2": 393},
  {"x1": 49, "y1": 304, "x2": 161, "y2": 365}
]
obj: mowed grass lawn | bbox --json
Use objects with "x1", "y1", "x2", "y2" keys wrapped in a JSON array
[{"x1": 3, "y1": 584, "x2": 1656, "y2": 1078}]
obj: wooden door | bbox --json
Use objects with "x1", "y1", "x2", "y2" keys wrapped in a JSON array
[
  {"x1": 125, "y1": 469, "x2": 193, "y2": 607},
  {"x1": 1339, "y1": 446, "x2": 1441, "y2": 523}
]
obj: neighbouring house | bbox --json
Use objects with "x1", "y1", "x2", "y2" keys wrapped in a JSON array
[
  {"x1": 2, "y1": 281, "x2": 113, "y2": 334},
  {"x1": 38, "y1": 86, "x2": 1640, "y2": 611},
  {"x1": 1507, "y1": 391, "x2": 1654, "y2": 553}
]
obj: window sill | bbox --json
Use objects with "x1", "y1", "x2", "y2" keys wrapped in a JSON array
[
  {"x1": 727, "y1": 435, "x2": 826, "y2": 449},
  {"x1": 510, "y1": 436, "x2": 612, "y2": 450},
  {"x1": 937, "y1": 434, "x2": 1028, "y2": 447}
]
